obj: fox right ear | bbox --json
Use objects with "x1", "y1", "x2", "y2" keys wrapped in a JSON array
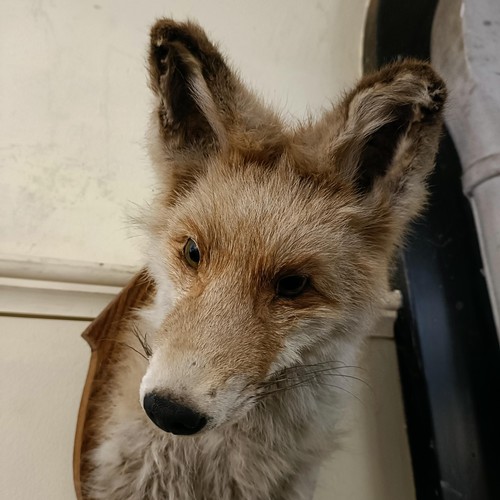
[
  {"x1": 318, "y1": 60, "x2": 447, "y2": 230},
  {"x1": 148, "y1": 19, "x2": 231, "y2": 154}
]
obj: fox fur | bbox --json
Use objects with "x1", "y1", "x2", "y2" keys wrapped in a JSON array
[{"x1": 83, "y1": 18, "x2": 446, "y2": 500}]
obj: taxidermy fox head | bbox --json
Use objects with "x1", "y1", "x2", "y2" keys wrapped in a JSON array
[{"x1": 138, "y1": 19, "x2": 446, "y2": 436}]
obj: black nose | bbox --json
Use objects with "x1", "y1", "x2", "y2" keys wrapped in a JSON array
[{"x1": 143, "y1": 393, "x2": 207, "y2": 435}]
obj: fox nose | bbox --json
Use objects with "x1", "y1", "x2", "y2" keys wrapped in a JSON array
[{"x1": 143, "y1": 393, "x2": 207, "y2": 435}]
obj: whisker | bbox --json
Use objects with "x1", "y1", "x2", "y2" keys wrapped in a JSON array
[
  {"x1": 272, "y1": 362, "x2": 366, "y2": 380},
  {"x1": 257, "y1": 377, "x2": 365, "y2": 406},
  {"x1": 256, "y1": 378, "x2": 313, "y2": 398},
  {"x1": 259, "y1": 365, "x2": 369, "y2": 389},
  {"x1": 316, "y1": 382, "x2": 365, "y2": 406},
  {"x1": 131, "y1": 324, "x2": 153, "y2": 358},
  {"x1": 259, "y1": 371, "x2": 367, "y2": 389},
  {"x1": 100, "y1": 337, "x2": 149, "y2": 361},
  {"x1": 257, "y1": 362, "x2": 373, "y2": 405},
  {"x1": 259, "y1": 372, "x2": 370, "y2": 392},
  {"x1": 123, "y1": 343, "x2": 149, "y2": 361},
  {"x1": 261, "y1": 372, "x2": 332, "y2": 395},
  {"x1": 280, "y1": 360, "x2": 365, "y2": 371},
  {"x1": 328, "y1": 373, "x2": 371, "y2": 390}
]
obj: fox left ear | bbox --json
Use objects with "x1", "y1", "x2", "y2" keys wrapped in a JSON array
[
  {"x1": 319, "y1": 60, "x2": 447, "y2": 227},
  {"x1": 147, "y1": 19, "x2": 286, "y2": 200},
  {"x1": 148, "y1": 19, "x2": 231, "y2": 153}
]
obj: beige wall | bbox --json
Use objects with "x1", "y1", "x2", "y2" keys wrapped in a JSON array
[{"x1": 0, "y1": 0, "x2": 368, "y2": 269}]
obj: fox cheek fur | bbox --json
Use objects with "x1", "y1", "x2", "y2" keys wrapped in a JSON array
[{"x1": 85, "y1": 18, "x2": 446, "y2": 500}]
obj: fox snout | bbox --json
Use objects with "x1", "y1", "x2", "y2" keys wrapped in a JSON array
[
  {"x1": 139, "y1": 346, "x2": 261, "y2": 435},
  {"x1": 143, "y1": 393, "x2": 207, "y2": 435},
  {"x1": 138, "y1": 285, "x2": 283, "y2": 435}
]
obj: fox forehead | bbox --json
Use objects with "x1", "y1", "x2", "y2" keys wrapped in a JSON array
[{"x1": 147, "y1": 158, "x2": 380, "y2": 310}]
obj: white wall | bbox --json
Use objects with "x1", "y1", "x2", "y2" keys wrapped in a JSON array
[
  {"x1": 0, "y1": 316, "x2": 90, "y2": 500},
  {"x1": 0, "y1": 0, "x2": 368, "y2": 269}
]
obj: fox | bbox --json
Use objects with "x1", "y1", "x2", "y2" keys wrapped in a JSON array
[{"x1": 81, "y1": 18, "x2": 446, "y2": 500}]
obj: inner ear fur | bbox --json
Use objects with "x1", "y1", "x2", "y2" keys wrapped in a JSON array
[
  {"x1": 148, "y1": 19, "x2": 232, "y2": 151},
  {"x1": 319, "y1": 60, "x2": 446, "y2": 221}
]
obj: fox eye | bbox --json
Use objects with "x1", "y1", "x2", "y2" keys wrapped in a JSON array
[
  {"x1": 184, "y1": 238, "x2": 200, "y2": 268},
  {"x1": 276, "y1": 275, "x2": 309, "y2": 298}
]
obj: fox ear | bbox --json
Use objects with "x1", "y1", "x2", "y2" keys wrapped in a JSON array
[
  {"x1": 147, "y1": 19, "x2": 286, "y2": 199},
  {"x1": 321, "y1": 60, "x2": 446, "y2": 225},
  {"x1": 148, "y1": 19, "x2": 231, "y2": 153}
]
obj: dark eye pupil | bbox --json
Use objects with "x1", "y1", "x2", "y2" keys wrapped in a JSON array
[
  {"x1": 277, "y1": 275, "x2": 308, "y2": 297},
  {"x1": 188, "y1": 243, "x2": 200, "y2": 262},
  {"x1": 184, "y1": 239, "x2": 200, "y2": 267}
]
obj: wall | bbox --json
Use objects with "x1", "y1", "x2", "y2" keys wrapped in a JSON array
[{"x1": 0, "y1": 0, "x2": 368, "y2": 270}]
